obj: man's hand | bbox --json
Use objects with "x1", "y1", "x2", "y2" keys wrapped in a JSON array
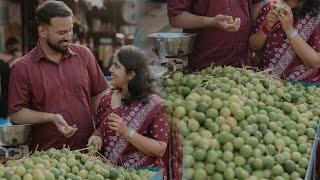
[
  {"x1": 209, "y1": 14, "x2": 241, "y2": 32},
  {"x1": 50, "y1": 114, "x2": 77, "y2": 138}
]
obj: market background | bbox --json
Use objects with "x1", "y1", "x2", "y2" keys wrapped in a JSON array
[{"x1": 0, "y1": 0, "x2": 178, "y2": 76}]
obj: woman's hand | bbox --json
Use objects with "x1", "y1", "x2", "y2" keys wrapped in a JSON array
[
  {"x1": 278, "y1": 6, "x2": 295, "y2": 35},
  {"x1": 87, "y1": 135, "x2": 103, "y2": 151},
  {"x1": 266, "y1": 10, "x2": 280, "y2": 30},
  {"x1": 107, "y1": 113, "x2": 130, "y2": 137}
]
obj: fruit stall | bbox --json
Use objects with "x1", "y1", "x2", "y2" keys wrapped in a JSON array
[
  {"x1": 144, "y1": 32, "x2": 320, "y2": 180},
  {"x1": 1, "y1": 31, "x2": 320, "y2": 180},
  {"x1": 1, "y1": 66, "x2": 318, "y2": 180},
  {"x1": 2, "y1": 148, "x2": 160, "y2": 180},
  {"x1": 161, "y1": 66, "x2": 320, "y2": 180},
  {"x1": 0, "y1": 122, "x2": 162, "y2": 180}
]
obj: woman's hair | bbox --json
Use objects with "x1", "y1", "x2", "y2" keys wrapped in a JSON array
[
  {"x1": 114, "y1": 45, "x2": 154, "y2": 105},
  {"x1": 291, "y1": 0, "x2": 320, "y2": 18}
]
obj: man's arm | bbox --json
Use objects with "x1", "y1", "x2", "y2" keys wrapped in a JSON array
[
  {"x1": 169, "y1": 12, "x2": 241, "y2": 32},
  {"x1": 167, "y1": 0, "x2": 241, "y2": 31},
  {"x1": 10, "y1": 108, "x2": 54, "y2": 124},
  {"x1": 169, "y1": 11, "x2": 216, "y2": 29},
  {"x1": 8, "y1": 63, "x2": 76, "y2": 137},
  {"x1": 11, "y1": 108, "x2": 76, "y2": 137}
]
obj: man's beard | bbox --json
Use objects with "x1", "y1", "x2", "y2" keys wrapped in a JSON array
[{"x1": 47, "y1": 39, "x2": 69, "y2": 54}]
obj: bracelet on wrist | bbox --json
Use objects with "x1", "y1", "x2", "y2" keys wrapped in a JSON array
[
  {"x1": 126, "y1": 129, "x2": 136, "y2": 140},
  {"x1": 288, "y1": 30, "x2": 298, "y2": 40}
]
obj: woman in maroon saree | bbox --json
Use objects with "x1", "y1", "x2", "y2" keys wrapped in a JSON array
[
  {"x1": 249, "y1": 0, "x2": 320, "y2": 82},
  {"x1": 88, "y1": 46, "x2": 182, "y2": 180}
]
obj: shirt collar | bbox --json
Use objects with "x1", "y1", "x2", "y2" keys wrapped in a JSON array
[{"x1": 35, "y1": 41, "x2": 76, "y2": 62}]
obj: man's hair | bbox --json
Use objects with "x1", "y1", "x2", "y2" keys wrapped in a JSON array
[{"x1": 35, "y1": 1, "x2": 73, "y2": 26}]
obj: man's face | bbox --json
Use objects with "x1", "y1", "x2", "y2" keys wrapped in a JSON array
[{"x1": 40, "y1": 16, "x2": 73, "y2": 54}]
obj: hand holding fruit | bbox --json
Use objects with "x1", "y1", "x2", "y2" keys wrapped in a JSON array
[
  {"x1": 270, "y1": 1, "x2": 293, "y2": 34},
  {"x1": 278, "y1": 7, "x2": 295, "y2": 35},
  {"x1": 210, "y1": 15, "x2": 241, "y2": 32},
  {"x1": 107, "y1": 113, "x2": 130, "y2": 137},
  {"x1": 271, "y1": 0, "x2": 289, "y2": 14},
  {"x1": 51, "y1": 114, "x2": 77, "y2": 138},
  {"x1": 87, "y1": 135, "x2": 103, "y2": 151},
  {"x1": 266, "y1": 10, "x2": 279, "y2": 30}
]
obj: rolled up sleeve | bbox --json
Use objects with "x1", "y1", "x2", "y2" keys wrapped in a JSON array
[
  {"x1": 8, "y1": 63, "x2": 31, "y2": 114},
  {"x1": 167, "y1": 0, "x2": 191, "y2": 17}
]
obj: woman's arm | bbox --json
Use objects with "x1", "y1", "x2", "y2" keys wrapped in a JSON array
[
  {"x1": 286, "y1": 34, "x2": 320, "y2": 68},
  {"x1": 125, "y1": 130, "x2": 167, "y2": 157},
  {"x1": 249, "y1": 29, "x2": 269, "y2": 52},
  {"x1": 279, "y1": 9, "x2": 320, "y2": 68},
  {"x1": 88, "y1": 118, "x2": 167, "y2": 156},
  {"x1": 107, "y1": 111, "x2": 169, "y2": 158},
  {"x1": 250, "y1": 10, "x2": 279, "y2": 52}
]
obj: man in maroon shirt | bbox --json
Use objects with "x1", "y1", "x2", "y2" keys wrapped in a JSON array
[
  {"x1": 8, "y1": 1, "x2": 108, "y2": 151},
  {"x1": 168, "y1": 0, "x2": 263, "y2": 70}
]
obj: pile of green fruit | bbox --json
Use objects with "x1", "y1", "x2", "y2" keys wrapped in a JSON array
[
  {"x1": 162, "y1": 66, "x2": 320, "y2": 180},
  {"x1": 1, "y1": 148, "x2": 155, "y2": 180}
]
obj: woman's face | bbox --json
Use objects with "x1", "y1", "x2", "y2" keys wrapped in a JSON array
[{"x1": 108, "y1": 56, "x2": 129, "y2": 87}]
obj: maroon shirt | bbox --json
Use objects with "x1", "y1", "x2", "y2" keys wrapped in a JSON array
[
  {"x1": 168, "y1": 0, "x2": 262, "y2": 70},
  {"x1": 8, "y1": 43, "x2": 108, "y2": 151}
]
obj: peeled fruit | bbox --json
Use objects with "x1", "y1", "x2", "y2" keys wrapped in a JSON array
[
  {"x1": 62, "y1": 125, "x2": 75, "y2": 134},
  {"x1": 225, "y1": 18, "x2": 235, "y2": 24}
]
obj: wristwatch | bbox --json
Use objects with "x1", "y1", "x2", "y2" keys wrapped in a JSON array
[
  {"x1": 288, "y1": 30, "x2": 298, "y2": 40},
  {"x1": 126, "y1": 129, "x2": 136, "y2": 140}
]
